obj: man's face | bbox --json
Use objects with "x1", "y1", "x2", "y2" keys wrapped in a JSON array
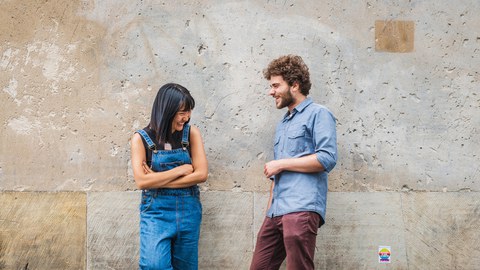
[{"x1": 268, "y1": 75, "x2": 294, "y2": 109}]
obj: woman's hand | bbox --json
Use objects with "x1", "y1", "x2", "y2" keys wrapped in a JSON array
[
  {"x1": 176, "y1": 164, "x2": 194, "y2": 176},
  {"x1": 142, "y1": 162, "x2": 153, "y2": 174}
]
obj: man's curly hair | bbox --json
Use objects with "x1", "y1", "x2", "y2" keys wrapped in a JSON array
[{"x1": 263, "y1": 55, "x2": 312, "y2": 96}]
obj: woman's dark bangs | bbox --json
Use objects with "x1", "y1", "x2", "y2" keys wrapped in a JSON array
[{"x1": 181, "y1": 95, "x2": 195, "y2": 111}]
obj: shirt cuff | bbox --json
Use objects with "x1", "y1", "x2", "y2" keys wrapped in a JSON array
[{"x1": 316, "y1": 152, "x2": 336, "y2": 173}]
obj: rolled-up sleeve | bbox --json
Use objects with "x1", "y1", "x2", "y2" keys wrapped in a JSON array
[{"x1": 313, "y1": 108, "x2": 338, "y2": 173}]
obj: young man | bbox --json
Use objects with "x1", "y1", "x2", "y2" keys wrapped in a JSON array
[{"x1": 250, "y1": 55, "x2": 338, "y2": 270}]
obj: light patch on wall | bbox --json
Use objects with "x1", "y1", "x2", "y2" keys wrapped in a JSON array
[
  {"x1": 0, "y1": 48, "x2": 20, "y2": 70},
  {"x1": 67, "y1": 147, "x2": 85, "y2": 165},
  {"x1": 25, "y1": 43, "x2": 40, "y2": 66},
  {"x1": 41, "y1": 43, "x2": 62, "y2": 79},
  {"x1": 24, "y1": 42, "x2": 77, "y2": 93},
  {"x1": 7, "y1": 116, "x2": 39, "y2": 135},
  {"x1": 3, "y1": 77, "x2": 18, "y2": 99},
  {"x1": 110, "y1": 144, "x2": 119, "y2": 157},
  {"x1": 375, "y1": 20, "x2": 414, "y2": 53},
  {"x1": 132, "y1": 119, "x2": 141, "y2": 130}
]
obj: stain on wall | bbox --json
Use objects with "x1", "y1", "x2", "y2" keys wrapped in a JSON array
[{"x1": 375, "y1": 20, "x2": 414, "y2": 52}]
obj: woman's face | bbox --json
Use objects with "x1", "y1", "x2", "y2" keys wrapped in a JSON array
[{"x1": 171, "y1": 106, "x2": 191, "y2": 133}]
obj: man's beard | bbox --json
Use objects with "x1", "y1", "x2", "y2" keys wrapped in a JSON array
[{"x1": 276, "y1": 87, "x2": 294, "y2": 109}]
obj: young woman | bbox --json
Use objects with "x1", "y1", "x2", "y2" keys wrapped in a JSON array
[{"x1": 130, "y1": 83, "x2": 208, "y2": 270}]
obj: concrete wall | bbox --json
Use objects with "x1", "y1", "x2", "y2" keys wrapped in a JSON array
[{"x1": 1, "y1": 0, "x2": 479, "y2": 269}]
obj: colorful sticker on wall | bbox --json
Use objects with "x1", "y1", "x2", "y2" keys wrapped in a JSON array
[{"x1": 378, "y1": 246, "x2": 391, "y2": 263}]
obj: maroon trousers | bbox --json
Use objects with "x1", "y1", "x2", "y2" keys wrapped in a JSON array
[{"x1": 250, "y1": 211, "x2": 321, "y2": 270}]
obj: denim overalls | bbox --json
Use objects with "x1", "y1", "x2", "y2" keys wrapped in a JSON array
[{"x1": 136, "y1": 124, "x2": 202, "y2": 270}]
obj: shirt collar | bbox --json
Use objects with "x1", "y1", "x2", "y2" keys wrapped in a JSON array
[{"x1": 283, "y1": 97, "x2": 313, "y2": 120}]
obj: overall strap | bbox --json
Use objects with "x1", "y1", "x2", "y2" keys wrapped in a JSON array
[
  {"x1": 136, "y1": 129, "x2": 157, "y2": 152},
  {"x1": 181, "y1": 124, "x2": 190, "y2": 149}
]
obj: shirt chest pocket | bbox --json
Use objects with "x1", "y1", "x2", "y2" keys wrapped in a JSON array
[{"x1": 287, "y1": 127, "x2": 313, "y2": 156}]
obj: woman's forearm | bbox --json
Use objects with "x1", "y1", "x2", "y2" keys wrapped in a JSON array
[
  {"x1": 162, "y1": 169, "x2": 208, "y2": 188},
  {"x1": 134, "y1": 164, "x2": 193, "y2": 189},
  {"x1": 134, "y1": 171, "x2": 180, "y2": 189}
]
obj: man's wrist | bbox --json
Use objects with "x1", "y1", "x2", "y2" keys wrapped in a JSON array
[{"x1": 278, "y1": 159, "x2": 289, "y2": 171}]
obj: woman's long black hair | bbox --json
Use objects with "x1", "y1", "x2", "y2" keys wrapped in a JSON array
[{"x1": 149, "y1": 83, "x2": 195, "y2": 146}]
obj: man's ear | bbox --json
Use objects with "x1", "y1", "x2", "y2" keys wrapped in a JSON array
[{"x1": 291, "y1": 81, "x2": 300, "y2": 93}]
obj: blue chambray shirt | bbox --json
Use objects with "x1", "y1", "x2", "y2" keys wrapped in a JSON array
[{"x1": 266, "y1": 97, "x2": 337, "y2": 225}]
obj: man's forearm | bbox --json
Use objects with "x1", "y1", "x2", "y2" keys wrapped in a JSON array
[
  {"x1": 279, "y1": 153, "x2": 324, "y2": 173},
  {"x1": 264, "y1": 153, "x2": 325, "y2": 178}
]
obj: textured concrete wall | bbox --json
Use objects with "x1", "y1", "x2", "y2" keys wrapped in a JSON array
[{"x1": 1, "y1": 0, "x2": 479, "y2": 269}]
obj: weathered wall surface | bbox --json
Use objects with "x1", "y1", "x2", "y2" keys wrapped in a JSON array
[{"x1": 1, "y1": 0, "x2": 478, "y2": 269}]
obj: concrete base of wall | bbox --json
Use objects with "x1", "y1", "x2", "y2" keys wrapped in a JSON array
[{"x1": 1, "y1": 191, "x2": 479, "y2": 269}]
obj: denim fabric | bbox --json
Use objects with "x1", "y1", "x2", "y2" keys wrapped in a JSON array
[
  {"x1": 136, "y1": 124, "x2": 202, "y2": 270},
  {"x1": 267, "y1": 98, "x2": 337, "y2": 225}
]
